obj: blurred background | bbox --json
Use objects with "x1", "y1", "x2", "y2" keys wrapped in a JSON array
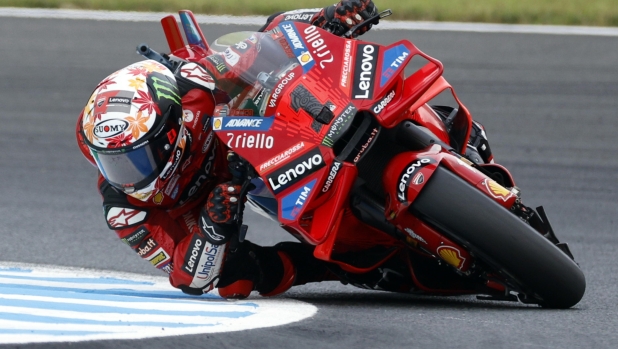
[{"x1": 1, "y1": 0, "x2": 617, "y2": 26}]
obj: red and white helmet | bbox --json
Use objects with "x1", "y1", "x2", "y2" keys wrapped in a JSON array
[{"x1": 79, "y1": 60, "x2": 185, "y2": 199}]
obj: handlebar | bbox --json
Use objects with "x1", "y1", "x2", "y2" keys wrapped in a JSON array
[
  {"x1": 343, "y1": 9, "x2": 393, "y2": 38},
  {"x1": 136, "y1": 43, "x2": 175, "y2": 71}
]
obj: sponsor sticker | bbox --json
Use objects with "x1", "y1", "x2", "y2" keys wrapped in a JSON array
[
  {"x1": 135, "y1": 237, "x2": 158, "y2": 257},
  {"x1": 380, "y1": 44, "x2": 411, "y2": 87},
  {"x1": 302, "y1": 26, "x2": 333, "y2": 69},
  {"x1": 267, "y1": 148, "x2": 324, "y2": 194},
  {"x1": 352, "y1": 44, "x2": 379, "y2": 99},
  {"x1": 212, "y1": 116, "x2": 274, "y2": 131},
  {"x1": 93, "y1": 90, "x2": 134, "y2": 116},
  {"x1": 372, "y1": 89, "x2": 396, "y2": 115},
  {"x1": 180, "y1": 63, "x2": 215, "y2": 90},
  {"x1": 397, "y1": 158, "x2": 434, "y2": 202},
  {"x1": 353, "y1": 128, "x2": 379, "y2": 163},
  {"x1": 279, "y1": 22, "x2": 315, "y2": 72},
  {"x1": 205, "y1": 55, "x2": 229, "y2": 74},
  {"x1": 322, "y1": 103, "x2": 356, "y2": 147},
  {"x1": 404, "y1": 228, "x2": 427, "y2": 244},
  {"x1": 190, "y1": 241, "x2": 225, "y2": 289},
  {"x1": 259, "y1": 141, "x2": 306, "y2": 173},
  {"x1": 222, "y1": 48, "x2": 240, "y2": 66},
  {"x1": 93, "y1": 119, "x2": 129, "y2": 138},
  {"x1": 106, "y1": 208, "x2": 148, "y2": 229},
  {"x1": 284, "y1": 13, "x2": 314, "y2": 22},
  {"x1": 146, "y1": 248, "x2": 170, "y2": 268},
  {"x1": 121, "y1": 226, "x2": 149, "y2": 248},
  {"x1": 340, "y1": 40, "x2": 354, "y2": 93},
  {"x1": 268, "y1": 71, "x2": 296, "y2": 108},
  {"x1": 437, "y1": 246, "x2": 465, "y2": 270},
  {"x1": 281, "y1": 179, "x2": 317, "y2": 221},
  {"x1": 484, "y1": 179, "x2": 513, "y2": 202},
  {"x1": 226, "y1": 133, "x2": 274, "y2": 149},
  {"x1": 321, "y1": 161, "x2": 342, "y2": 193},
  {"x1": 182, "y1": 235, "x2": 204, "y2": 275}
]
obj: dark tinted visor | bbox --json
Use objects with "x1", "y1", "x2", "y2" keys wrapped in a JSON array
[{"x1": 92, "y1": 127, "x2": 177, "y2": 191}]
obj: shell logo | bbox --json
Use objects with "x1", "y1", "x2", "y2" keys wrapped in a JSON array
[
  {"x1": 437, "y1": 246, "x2": 465, "y2": 269},
  {"x1": 213, "y1": 117, "x2": 223, "y2": 131},
  {"x1": 485, "y1": 179, "x2": 512, "y2": 202},
  {"x1": 153, "y1": 192, "x2": 164, "y2": 205},
  {"x1": 297, "y1": 51, "x2": 313, "y2": 66}
]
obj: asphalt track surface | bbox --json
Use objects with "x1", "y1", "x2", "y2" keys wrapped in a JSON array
[{"x1": 0, "y1": 15, "x2": 617, "y2": 349}]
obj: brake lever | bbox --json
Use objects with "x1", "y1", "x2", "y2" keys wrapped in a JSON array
[{"x1": 343, "y1": 9, "x2": 393, "y2": 39}]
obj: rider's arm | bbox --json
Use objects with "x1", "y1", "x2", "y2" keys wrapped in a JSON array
[
  {"x1": 260, "y1": 0, "x2": 379, "y2": 37},
  {"x1": 98, "y1": 175, "x2": 228, "y2": 294}
]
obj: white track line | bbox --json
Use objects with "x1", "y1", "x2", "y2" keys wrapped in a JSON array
[{"x1": 1, "y1": 7, "x2": 617, "y2": 36}]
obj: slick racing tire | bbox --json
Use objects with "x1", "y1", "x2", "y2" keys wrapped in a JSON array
[{"x1": 409, "y1": 166, "x2": 586, "y2": 309}]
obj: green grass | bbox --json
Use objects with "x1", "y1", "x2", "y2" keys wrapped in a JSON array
[{"x1": 1, "y1": 0, "x2": 617, "y2": 26}]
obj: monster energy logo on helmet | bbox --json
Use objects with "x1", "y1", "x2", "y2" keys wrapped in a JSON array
[{"x1": 147, "y1": 72, "x2": 181, "y2": 107}]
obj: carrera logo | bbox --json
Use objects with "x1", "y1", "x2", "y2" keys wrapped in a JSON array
[
  {"x1": 352, "y1": 44, "x2": 378, "y2": 99},
  {"x1": 372, "y1": 90, "x2": 396, "y2": 115},
  {"x1": 397, "y1": 158, "x2": 433, "y2": 202},
  {"x1": 303, "y1": 26, "x2": 333, "y2": 69},
  {"x1": 94, "y1": 119, "x2": 129, "y2": 138},
  {"x1": 269, "y1": 72, "x2": 295, "y2": 108},
  {"x1": 267, "y1": 148, "x2": 324, "y2": 194},
  {"x1": 321, "y1": 161, "x2": 341, "y2": 193}
]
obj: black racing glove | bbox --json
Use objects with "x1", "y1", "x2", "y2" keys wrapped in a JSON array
[{"x1": 317, "y1": 0, "x2": 379, "y2": 37}]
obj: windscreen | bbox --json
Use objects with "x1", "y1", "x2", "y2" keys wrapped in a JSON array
[{"x1": 209, "y1": 30, "x2": 300, "y2": 116}]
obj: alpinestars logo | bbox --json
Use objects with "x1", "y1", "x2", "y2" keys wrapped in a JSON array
[{"x1": 352, "y1": 44, "x2": 378, "y2": 99}]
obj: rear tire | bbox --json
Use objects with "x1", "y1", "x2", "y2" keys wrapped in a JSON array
[{"x1": 409, "y1": 166, "x2": 586, "y2": 308}]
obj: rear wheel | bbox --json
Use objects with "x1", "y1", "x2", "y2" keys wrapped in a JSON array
[{"x1": 409, "y1": 166, "x2": 586, "y2": 308}]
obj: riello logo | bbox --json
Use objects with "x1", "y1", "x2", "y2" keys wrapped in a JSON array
[{"x1": 94, "y1": 119, "x2": 129, "y2": 138}]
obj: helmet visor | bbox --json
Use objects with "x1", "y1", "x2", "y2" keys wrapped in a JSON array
[{"x1": 91, "y1": 127, "x2": 177, "y2": 191}]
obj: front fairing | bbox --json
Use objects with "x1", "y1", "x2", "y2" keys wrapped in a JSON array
[{"x1": 211, "y1": 21, "x2": 445, "y2": 244}]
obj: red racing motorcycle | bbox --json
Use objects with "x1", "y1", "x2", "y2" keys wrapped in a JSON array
[{"x1": 142, "y1": 10, "x2": 585, "y2": 308}]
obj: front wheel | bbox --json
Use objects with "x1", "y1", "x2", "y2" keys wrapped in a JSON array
[{"x1": 409, "y1": 166, "x2": 586, "y2": 308}]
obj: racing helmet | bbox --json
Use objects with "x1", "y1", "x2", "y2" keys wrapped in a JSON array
[{"x1": 79, "y1": 60, "x2": 183, "y2": 196}]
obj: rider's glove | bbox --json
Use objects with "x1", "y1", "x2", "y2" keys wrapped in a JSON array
[
  {"x1": 206, "y1": 182, "x2": 242, "y2": 224},
  {"x1": 316, "y1": 0, "x2": 379, "y2": 37}
]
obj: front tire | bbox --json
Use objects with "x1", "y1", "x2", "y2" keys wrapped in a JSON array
[{"x1": 409, "y1": 166, "x2": 586, "y2": 308}]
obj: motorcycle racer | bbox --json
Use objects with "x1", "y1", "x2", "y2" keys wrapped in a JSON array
[{"x1": 76, "y1": 0, "x2": 386, "y2": 299}]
